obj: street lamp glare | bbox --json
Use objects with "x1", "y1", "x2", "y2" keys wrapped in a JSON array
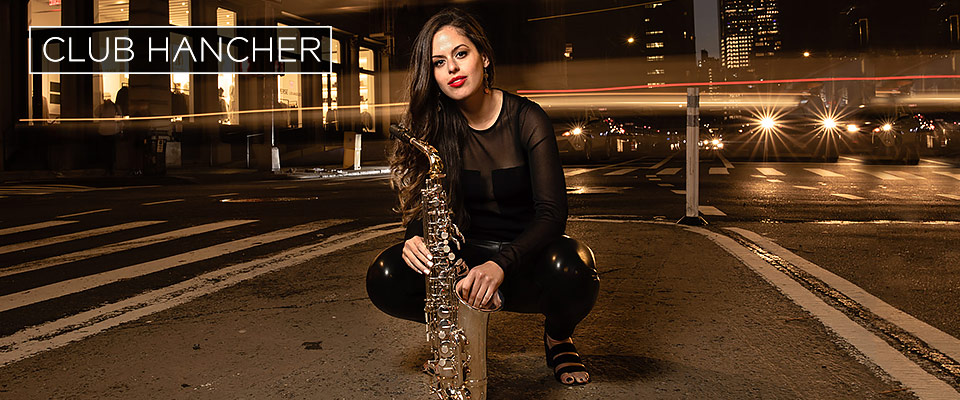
[
  {"x1": 803, "y1": 51, "x2": 811, "y2": 57},
  {"x1": 627, "y1": 37, "x2": 635, "y2": 44},
  {"x1": 760, "y1": 117, "x2": 776, "y2": 130},
  {"x1": 822, "y1": 118, "x2": 837, "y2": 130}
]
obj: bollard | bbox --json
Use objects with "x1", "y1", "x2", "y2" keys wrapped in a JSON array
[{"x1": 678, "y1": 87, "x2": 707, "y2": 226}]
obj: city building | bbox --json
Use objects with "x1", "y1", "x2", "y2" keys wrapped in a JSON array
[{"x1": 718, "y1": 0, "x2": 781, "y2": 78}]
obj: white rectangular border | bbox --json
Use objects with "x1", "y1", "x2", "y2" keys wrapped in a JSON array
[{"x1": 28, "y1": 25, "x2": 334, "y2": 75}]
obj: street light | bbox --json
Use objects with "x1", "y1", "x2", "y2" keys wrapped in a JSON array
[
  {"x1": 627, "y1": 37, "x2": 635, "y2": 44},
  {"x1": 803, "y1": 51, "x2": 811, "y2": 57}
]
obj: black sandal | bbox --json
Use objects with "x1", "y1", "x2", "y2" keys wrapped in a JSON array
[{"x1": 544, "y1": 333, "x2": 591, "y2": 385}]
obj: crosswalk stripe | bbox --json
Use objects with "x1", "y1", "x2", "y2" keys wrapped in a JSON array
[
  {"x1": 831, "y1": 193, "x2": 865, "y2": 200},
  {"x1": 717, "y1": 153, "x2": 734, "y2": 169},
  {"x1": 0, "y1": 190, "x2": 51, "y2": 195},
  {"x1": 805, "y1": 168, "x2": 844, "y2": 177},
  {"x1": 647, "y1": 152, "x2": 676, "y2": 170},
  {"x1": 564, "y1": 168, "x2": 591, "y2": 177},
  {"x1": 0, "y1": 220, "x2": 78, "y2": 237},
  {"x1": 921, "y1": 159, "x2": 952, "y2": 166},
  {"x1": 699, "y1": 206, "x2": 727, "y2": 216},
  {"x1": 0, "y1": 220, "x2": 258, "y2": 278},
  {"x1": 840, "y1": 156, "x2": 862, "y2": 162},
  {"x1": 671, "y1": 190, "x2": 686, "y2": 195},
  {"x1": 658, "y1": 183, "x2": 673, "y2": 187},
  {"x1": 933, "y1": 171, "x2": 960, "y2": 181},
  {"x1": 0, "y1": 220, "x2": 346, "y2": 313},
  {"x1": 0, "y1": 221, "x2": 165, "y2": 256},
  {"x1": 142, "y1": 199, "x2": 185, "y2": 206},
  {"x1": 209, "y1": 193, "x2": 239, "y2": 197},
  {"x1": 756, "y1": 168, "x2": 784, "y2": 176},
  {"x1": 937, "y1": 194, "x2": 960, "y2": 201},
  {"x1": 794, "y1": 185, "x2": 819, "y2": 190},
  {"x1": 887, "y1": 171, "x2": 926, "y2": 180},
  {"x1": 853, "y1": 169, "x2": 904, "y2": 180},
  {"x1": 57, "y1": 209, "x2": 111, "y2": 219},
  {"x1": 0, "y1": 220, "x2": 382, "y2": 368},
  {"x1": 657, "y1": 167, "x2": 681, "y2": 176},
  {"x1": 603, "y1": 167, "x2": 641, "y2": 176},
  {"x1": 766, "y1": 179, "x2": 783, "y2": 183},
  {"x1": 709, "y1": 167, "x2": 729, "y2": 175},
  {"x1": 648, "y1": 178, "x2": 662, "y2": 181}
]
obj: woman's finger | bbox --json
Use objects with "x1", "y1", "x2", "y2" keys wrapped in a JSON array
[
  {"x1": 457, "y1": 274, "x2": 474, "y2": 300},
  {"x1": 415, "y1": 238, "x2": 433, "y2": 266},
  {"x1": 468, "y1": 272, "x2": 484, "y2": 307},
  {"x1": 479, "y1": 286, "x2": 494, "y2": 309},
  {"x1": 402, "y1": 246, "x2": 426, "y2": 274}
]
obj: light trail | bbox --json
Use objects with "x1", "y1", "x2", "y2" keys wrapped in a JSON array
[{"x1": 517, "y1": 74, "x2": 960, "y2": 94}]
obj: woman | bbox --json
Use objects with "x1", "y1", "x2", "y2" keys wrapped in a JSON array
[{"x1": 366, "y1": 8, "x2": 600, "y2": 386}]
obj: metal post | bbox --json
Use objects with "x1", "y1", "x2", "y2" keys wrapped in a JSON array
[{"x1": 678, "y1": 87, "x2": 707, "y2": 226}]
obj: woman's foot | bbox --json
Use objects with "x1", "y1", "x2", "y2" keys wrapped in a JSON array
[{"x1": 544, "y1": 332, "x2": 590, "y2": 385}]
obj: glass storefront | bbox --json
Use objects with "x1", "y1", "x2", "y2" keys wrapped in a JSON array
[
  {"x1": 218, "y1": 7, "x2": 238, "y2": 125},
  {"x1": 28, "y1": 0, "x2": 61, "y2": 121}
]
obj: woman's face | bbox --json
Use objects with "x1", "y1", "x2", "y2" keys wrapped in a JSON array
[{"x1": 431, "y1": 25, "x2": 488, "y2": 102}]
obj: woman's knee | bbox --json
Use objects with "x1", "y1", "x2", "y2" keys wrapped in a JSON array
[
  {"x1": 366, "y1": 243, "x2": 425, "y2": 322},
  {"x1": 536, "y1": 236, "x2": 599, "y2": 285}
]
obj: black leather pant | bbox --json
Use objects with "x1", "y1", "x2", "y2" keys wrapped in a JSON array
[{"x1": 366, "y1": 235, "x2": 600, "y2": 340}]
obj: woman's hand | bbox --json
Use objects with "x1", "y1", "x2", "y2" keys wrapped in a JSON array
[
  {"x1": 455, "y1": 261, "x2": 504, "y2": 309},
  {"x1": 402, "y1": 236, "x2": 433, "y2": 274}
]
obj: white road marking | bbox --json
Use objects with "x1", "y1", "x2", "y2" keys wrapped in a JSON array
[
  {"x1": 0, "y1": 220, "x2": 391, "y2": 368},
  {"x1": 603, "y1": 167, "x2": 642, "y2": 176},
  {"x1": 699, "y1": 206, "x2": 726, "y2": 216},
  {"x1": 0, "y1": 221, "x2": 165, "y2": 256},
  {"x1": 0, "y1": 220, "x2": 77, "y2": 237},
  {"x1": 657, "y1": 167, "x2": 682, "y2": 176},
  {"x1": 709, "y1": 167, "x2": 729, "y2": 175},
  {"x1": 887, "y1": 171, "x2": 926, "y2": 180},
  {"x1": 831, "y1": 193, "x2": 865, "y2": 200},
  {"x1": 647, "y1": 152, "x2": 676, "y2": 169},
  {"x1": 805, "y1": 168, "x2": 844, "y2": 177},
  {"x1": 142, "y1": 199, "x2": 185, "y2": 206},
  {"x1": 658, "y1": 183, "x2": 673, "y2": 187},
  {"x1": 564, "y1": 168, "x2": 591, "y2": 177},
  {"x1": 756, "y1": 168, "x2": 784, "y2": 176},
  {"x1": 937, "y1": 194, "x2": 960, "y2": 201},
  {"x1": 0, "y1": 220, "x2": 345, "y2": 313},
  {"x1": 648, "y1": 178, "x2": 662, "y2": 181},
  {"x1": 921, "y1": 159, "x2": 952, "y2": 166},
  {"x1": 0, "y1": 220, "x2": 258, "y2": 278},
  {"x1": 794, "y1": 185, "x2": 819, "y2": 190},
  {"x1": 839, "y1": 156, "x2": 862, "y2": 162},
  {"x1": 209, "y1": 193, "x2": 239, "y2": 197},
  {"x1": 645, "y1": 175, "x2": 657, "y2": 178},
  {"x1": 57, "y1": 209, "x2": 111, "y2": 218},
  {"x1": 671, "y1": 190, "x2": 686, "y2": 195},
  {"x1": 687, "y1": 226, "x2": 960, "y2": 400},
  {"x1": 853, "y1": 169, "x2": 905, "y2": 180},
  {"x1": 273, "y1": 186, "x2": 298, "y2": 189},
  {"x1": 728, "y1": 228, "x2": 960, "y2": 374},
  {"x1": 717, "y1": 152, "x2": 734, "y2": 169},
  {"x1": 751, "y1": 174, "x2": 766, "y2": 178},
  {"x1": 933, "y1": 171, "x2": 960, "y2": 181},
  {"x1": 766, "y1": 179, "x2": 783, "y2": 183}
]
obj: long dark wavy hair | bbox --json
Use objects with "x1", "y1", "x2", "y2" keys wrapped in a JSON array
[{"x1": 390, "y1": 8, "x2": 496, "y2": 228}]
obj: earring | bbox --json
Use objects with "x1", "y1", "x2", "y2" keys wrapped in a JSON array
[{"x1": 483, "y1": 68, "x2": 491, "y2": 94}]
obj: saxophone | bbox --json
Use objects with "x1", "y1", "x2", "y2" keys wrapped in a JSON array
[{"x1": 390, "y1": 125, "x2": 502, "y2": 400}]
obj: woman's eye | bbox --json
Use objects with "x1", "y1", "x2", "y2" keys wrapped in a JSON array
[
  {"x1": 456, "y1": 51, "x2": 467, "y2": 58},
  {"x1": 433, "y1": 59, "x2": 445, "y2": 67}
]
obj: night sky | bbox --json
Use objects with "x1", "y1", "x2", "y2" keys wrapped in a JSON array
[{"x1": 694, "y1": 0, "x2": 719, "y2": 60}]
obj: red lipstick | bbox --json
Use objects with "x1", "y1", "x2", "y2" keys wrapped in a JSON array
[{"x1": 448, "y1": 76, "x2": 466, "y2": 88}]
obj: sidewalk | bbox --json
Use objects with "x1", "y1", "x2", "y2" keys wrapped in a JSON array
[{"x1": 0, "y1": 220, "x2": 914, "y2": 399}]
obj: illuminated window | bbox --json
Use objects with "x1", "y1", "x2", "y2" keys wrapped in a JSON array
[
  {"x1": 217, "y1": 7, "x2": 238, "y2": 125},
  {"x1": 646, "y1": 42, "x2": 664, "y2": 49},
  {"x1": 277, "y1": 23, "x2": 302, "y2": 128},
  {"x1": 647, "y1": 69, "x2": 665, "y2": 75},
  {"x1": 169, "y1": 0, "x2": 190, "y2": 26},
  {"x1": 645, "y1": 30, "x2": 664, "y2": 35},
  {"x1": 647, "y1": 55, "x2": 664, "y2": 61},
  {"x1": 95, "y1": 0, "x2": 128, "y2": 23}
]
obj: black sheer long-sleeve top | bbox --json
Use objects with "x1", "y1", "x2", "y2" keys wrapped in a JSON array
[{"x1": 404, "y1": 90, "x2": 568, "y2": 276}]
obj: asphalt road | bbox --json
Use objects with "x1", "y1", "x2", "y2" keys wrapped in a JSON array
[{"x1": 0, "y1": 153, "x2": 959, "y2": 398}]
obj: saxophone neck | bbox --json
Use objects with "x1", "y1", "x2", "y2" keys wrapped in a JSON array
[{"x1": 391, "y1": 124, "x2": 446, "y2": 179}]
